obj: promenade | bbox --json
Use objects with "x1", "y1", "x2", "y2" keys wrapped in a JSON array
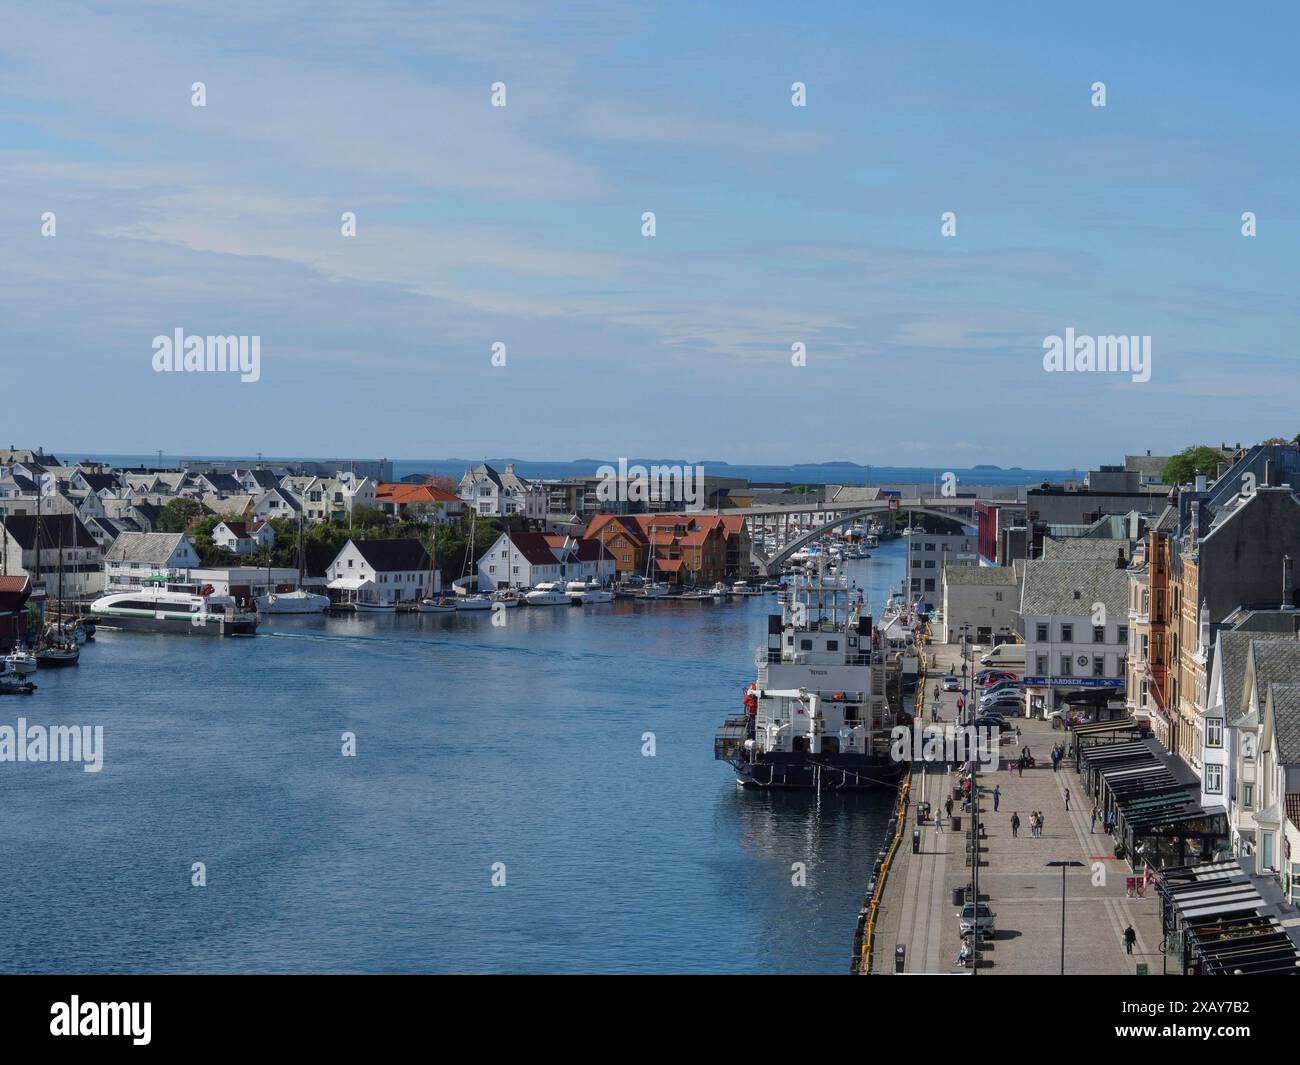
[{"x1": 869, "y1": 641, "x2": 1167, "y2": 975}]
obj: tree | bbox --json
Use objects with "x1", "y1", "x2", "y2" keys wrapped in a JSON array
[
  {"x1": 1161, "y1": 446, "x2": 1222, "y2": 486},
  {"x1": 157, "y1": 498, "x2": 205, "y2": 532}
]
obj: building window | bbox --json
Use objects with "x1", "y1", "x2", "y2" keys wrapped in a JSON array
[
  {"x1": 1093, "y1": 626, "x2": 1105, "y2": 643},
  {"x1": 1061, "y1": 623, "x2": 1073, "y2": 642},
  {"x1": 1205, "y1": 764, "x2": 1222, "y2": 795},
  {"x1": 1243, "y1": 783, "x2": 1254, "y2": 809},
  {"x1": 1093, "y1": 656, "x2": 1105, "y2": 677},
  {"x1": 1060, "y1": 655, "x2": 1072, "y2": 677},
  {"x1": 1117, "y1": 625, "x2": 1128, "y2": 645},
  {"x1": 994, "y1": 591, "x2": 1003, "y2": 602},
  {"x1": 1036, "y1": 623, "x2": 1048, "y2": 642},
  {"x1": 1036, "y1": 654, "x2": 1048, "y2": 676},
  {"x1": 1206, "y1": 718, "x2": 1223, "y2": 748}
]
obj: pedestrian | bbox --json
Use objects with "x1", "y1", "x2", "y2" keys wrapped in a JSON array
[
  {"x1": 945, "y1": 796, "x2": 953, "y2": 819},
  {"x1": 1011, "y1": 812, "x2": 1020, "y2": 838},
  {"x1": 1014, "y1": 725, "x2": 1021, "y2": 745},
  {"x1": 1038, "y1": 811, "x2": 1045, "y2": 834},
  {"x1": 935, "y1": 810, "x2": 944, "y2": 833},
  {"x1": 1090, "y1": 808, "x2": 1097, "y2": 833},
  {"x1": 993, "y1": 784, "x2": 1001, "y2": 812},
  {"x1": 1064, "y1": 788, "x2": 1071, "y2": 811},
  {"x1": 1124, "y1": 925, "x2": 1136, "y2": 955}
]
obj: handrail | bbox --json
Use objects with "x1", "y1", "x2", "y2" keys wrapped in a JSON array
[{"x1": 859, "y1": 764, "x2": 912, "y2": 973}]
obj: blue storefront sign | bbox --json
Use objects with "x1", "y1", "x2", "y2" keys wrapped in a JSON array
[{"x1": 1022, "y1": 677, "x2": 1125, "y2": 688}]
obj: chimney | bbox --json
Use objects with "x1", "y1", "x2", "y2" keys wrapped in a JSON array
[
  {"x1": 1265, "y1": 459, "x2": 1274, "y2": 487},
  {"x1": 1194, "y1": 474, "x2": 1207, "y2": 492},
  {"x1": 1190, "y1": 501, "x2": 1201, "y2": 544},
  {"x1": 1284, "y1": 555, "x2": 1294, "y2": 612}
]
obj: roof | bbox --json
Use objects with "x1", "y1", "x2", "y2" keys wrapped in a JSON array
[
  {"x1": 1268, "y1": 683, "x2": 1300, "y2": 765},
  {"x1": 349, "y1": 538, "x2": 430, "y2": 572},
  {"x1": 943, "y1": 564, "x2": 1018, "y2": 586},
  {"x1": 1125, "y1": 454, "x2": 1170, "y2": 479},
  {"x1": 216, "y1": 520, "x2": 267, "y2": 538},
  {"x1": 1020, "y1": 558, "x2": 1130, "y2": 618},
  {"x1": 2, "y1": 513, "x2": 98, "y2": 550},
  {"x1": 1287, "y1": 794, "x2": 1300, "y2": 830},
  {"x1": 376, "y1": 482, "x2": 460, "y2": 505},
  {"x1": 199, "y1": 472, "x2": 243, "y2": 493},
  {"x1": 1215, "y1": 630, "x2": 1268, "y2": 726},
  {"x1": 504, "y1": 532, "x2": 562, "y2": 567},
  {"x1": 1038, "y1": 536, "x2": 1134, "y2": 562},
  {"x1": 105, "y1": 531, "x2": 190, "y2": 564},
  {"x1": 240, "y1": 468, "x2": 280, "y2": 489},
  {"x1": 0, "y1": 575, "x2": 31, "y2": 594},
  {"x1": 76, "y1": 471, "x2": 120, "y2": 493}
]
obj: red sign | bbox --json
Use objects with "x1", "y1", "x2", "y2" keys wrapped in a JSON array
[{"x1": 888, "y1": 498, "x2": 899, "y2": 511}]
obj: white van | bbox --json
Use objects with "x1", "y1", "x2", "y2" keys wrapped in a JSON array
[{"x1": 979, "y1": 643, "x2": 1026, "y2": 668}]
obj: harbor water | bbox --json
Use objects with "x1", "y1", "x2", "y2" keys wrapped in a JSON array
[{"x1": 0, "y1": 542, "x2": 907, "y2": 974}]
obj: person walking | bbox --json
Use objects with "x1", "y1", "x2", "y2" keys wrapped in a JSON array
[
  {"x1": 1090, "y1": 808, "x2": 1098, "y2": 833},
  {"x1": 1011, "y1": 812, "x2": 1020, "y2": 838},
  {"x1": 945, "y1": 796, "x2": 953, "y2": 819},
  {"x1": 993, "y1": 784, "x2": 1001, "y2": 812},
  {"x1": 1064, "y1": 788, "x2": 1071, "y2": 812},
  {"x1": 935, "y1": 809, "x2": 944, "y2": 834},
  {"x1": 1124, "y1": 925, "x2": 1136, "y2": 955}
]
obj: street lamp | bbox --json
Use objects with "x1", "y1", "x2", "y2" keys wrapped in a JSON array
[{"x1": 1045, "y1": 860, "x2": 1085, "y2": 974}]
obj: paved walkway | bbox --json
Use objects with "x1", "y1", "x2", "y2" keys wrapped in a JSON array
[{"x1": 871, "y1": 641, "x2": 1168, "y2": 974}]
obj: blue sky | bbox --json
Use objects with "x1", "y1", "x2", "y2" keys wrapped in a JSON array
[{"x1": 2, "y1": 1, "x2": 1296, "y2": 466}]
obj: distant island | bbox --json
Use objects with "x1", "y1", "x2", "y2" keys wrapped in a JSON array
[
  {"x1": 791, "y1": 461, "x2": 866, "y2": 468},
  {"x1": 972, "y1": 464, "x2": 1001, "y2": 470}
]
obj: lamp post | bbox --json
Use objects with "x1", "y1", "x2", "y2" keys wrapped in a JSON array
[{"x1": 1045, "y1": 860, "x2": 1085, "y2": 974}]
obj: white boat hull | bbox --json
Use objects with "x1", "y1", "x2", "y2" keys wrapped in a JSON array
[{"x1": 256, "y1": 590, "x2": 330, "y2": 614}]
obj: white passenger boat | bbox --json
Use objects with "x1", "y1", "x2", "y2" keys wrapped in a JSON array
[{"x1": 90, "y1": 581, "x2": 258, "y2": 636}]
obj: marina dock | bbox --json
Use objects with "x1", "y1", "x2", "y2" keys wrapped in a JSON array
[{"x1": 864, "y1": 640, "x2": 1167, "y2": 975}]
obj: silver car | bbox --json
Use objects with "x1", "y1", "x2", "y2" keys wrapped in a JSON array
[{"x1": 958, "y1": 902, "x2": 996, "y2": 936}]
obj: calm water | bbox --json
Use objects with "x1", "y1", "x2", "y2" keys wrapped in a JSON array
[{"x1": 0, "y1": 543, "x2": 907, "y2": 974}]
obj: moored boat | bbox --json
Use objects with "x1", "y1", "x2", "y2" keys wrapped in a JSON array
[{"x1": 90, "y1": 581, "x2": 258, "y2": 636}]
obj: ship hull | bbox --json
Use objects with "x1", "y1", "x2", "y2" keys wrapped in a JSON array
[
  {"x1": 730, "y1": 753, "x2": 904, "y2": 791},
  {"x1": 90, "y1": 614, "x2": 257, "y2": 637}
]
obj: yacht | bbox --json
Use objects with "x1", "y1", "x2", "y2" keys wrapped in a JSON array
[
  {"x1": 490, "y1": 590, "x2": 523, "y2": 608},
  {"x1": 525, "y1": 581, "x2": 570, "y2": 606},
  {"x1": 455, "y1": 594, "x2": 493, "y2": 611},
  {"x1": 3, "y1": 650, "x2": 37, "y2": 676},
  {"x1": 713, "y1": 580, "x2": 903, "y2": 790},
  {"x1": 640, "y1": 582, "x2": 671, "y2": 599},
  {"x1": 565, "y1": 580, "x2": 613, "y2": 604},
  {"x1": 90, "y1": 582, "x2": 258, "y2": 636}
]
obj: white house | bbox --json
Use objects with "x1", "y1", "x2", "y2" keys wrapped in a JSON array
[
  {"x1": 476, "y1": 531, "x2": 615, "y2": 590},
  {"x1": 252, "y1": 487, "x2": 302, "y2": 521},
  {"x1": 459, "y1": 463, "x2": 546, "y2": 522},
  {"x1": 940, "y1": 564, "x2": 1020, "y2": 644},
  {"x1": 326, "y1": 538, "x2": 432, "y2": 606},
  {"x1": 103, "y1": 532, "x2": 201, "y2": 590},
  {"x1": 0, "y1": 513, "x2": 104, "y2": 599},
  {"x1": 1020, "y1": 555, "x2": 1130, "y2": 718},
  {"x1": 212, "y1": 520, "x2": 276, "y2": 556}
]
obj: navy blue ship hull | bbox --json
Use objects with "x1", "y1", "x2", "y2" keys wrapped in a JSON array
[{"x1": 730, "y1": 752, "x2": 905, "y2": 791}]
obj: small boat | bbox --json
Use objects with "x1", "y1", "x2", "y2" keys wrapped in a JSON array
[
  {"x1": 0, "y1": 674, "x2": 37, "y2": 695},
  {"x1": 417, "y1": 597, "x2": 456, "y2": 613},
  {"x1": 456, "y1": 595, "x2": 493, "y2": 611},
  {"x1": 525, "y1": 581, "x2": 570, "y2": 606},
  {"x1": 641, "y1": 582, "x2": 671, "y2": 599},
  {"x1": 257, "y1": 589, "x2": 331, "y2": 614},
  {"x1": 353, "y1": 599, "x2": 396, "y2": 613},
  {"x1": 4, "y1": 650, "x2": 37, "y2": 676},
  {"x1": 490, "y1": 590, "x2": 523, "y2": 609}
]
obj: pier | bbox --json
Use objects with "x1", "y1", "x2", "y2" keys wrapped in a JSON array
[{"x1": 864, "y1": 640, "x2": 1167, "y2": 975}]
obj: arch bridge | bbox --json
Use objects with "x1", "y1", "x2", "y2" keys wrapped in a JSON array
[{"x1": 725, "y1": 498, "x2": 988, "y2": 576}]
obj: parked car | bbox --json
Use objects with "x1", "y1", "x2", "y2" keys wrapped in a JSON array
[
  {"x1": 978, "y1": 671, "x2": 1018, "y2": 687},
  {"x1": 959, "y1": 902, "x2": 996, "y2": 936},
  {"x1": 973, "y1": 715, "x2": 1010, "y2": 731},
  {"x1": 942, "y1": 674, "x2": 961, "y2": 692},
  {"x1": 980, "y1": 695, "x2": 1024, "y2": 715}
]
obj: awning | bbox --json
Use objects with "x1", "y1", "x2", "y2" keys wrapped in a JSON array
[
  {"x1": 1072, "y1": 716, "x2": 1140, "y2": 735},
  {"x1": 327, "y1": 577, "x2": 375, "y2": 590}
]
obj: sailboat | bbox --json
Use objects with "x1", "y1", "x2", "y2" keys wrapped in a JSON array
[
  {"x1": 455, "y1": 512, "x2": 492, "y2": 610},
  {"x1": 256, "y1": 515, "x2": 329, "y2": 613},
  {"x1": 418, "y1": 533, "x2": 455, "y2": 613},
  {"x1": 34, "y1": 515, "x2": 79, "y2": 666}
]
